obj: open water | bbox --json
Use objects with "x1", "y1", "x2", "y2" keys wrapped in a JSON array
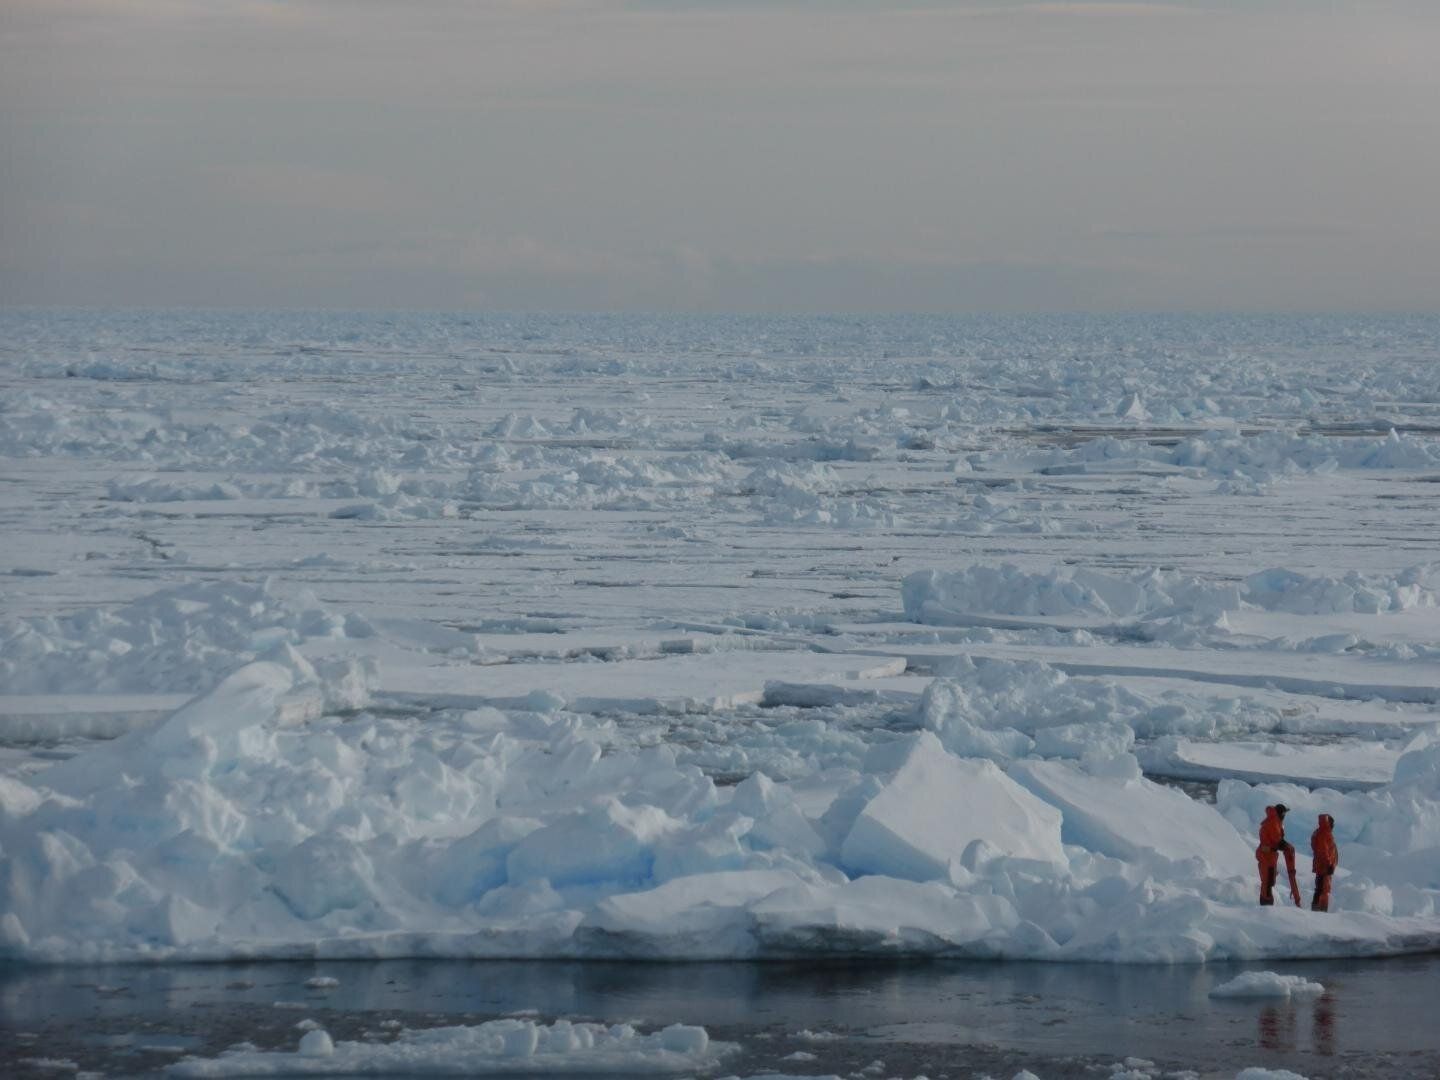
[{"x1": 4, "y1": 955, "x2": 1439, "y2": 1078}]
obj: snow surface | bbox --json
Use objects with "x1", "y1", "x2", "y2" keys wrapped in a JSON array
[{"x1": 3, "y1": 311, "x2": 1440, "y2": 965}]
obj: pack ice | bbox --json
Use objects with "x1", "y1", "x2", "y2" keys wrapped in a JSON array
[{"x1": 4, "y1": 311, "x2": 1440, "y2": 966}]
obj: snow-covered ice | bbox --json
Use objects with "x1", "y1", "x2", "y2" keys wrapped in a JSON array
[
  {"x1": 3, "y1": 311, "x2": 1440, "y2": 966},
  {"x1": 5, "y1": 593, "x2": 1440, "y2": 962}
]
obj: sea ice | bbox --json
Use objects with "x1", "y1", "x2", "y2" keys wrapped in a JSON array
[
  {"x1": 4, "y1": 311, "x2": 1440, "y2": 968},
  {"x1": 838, "y1": 732, "x2": 1065, "y2": 879}
]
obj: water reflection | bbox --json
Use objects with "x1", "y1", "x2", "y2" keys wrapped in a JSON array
[
  {"x1": 1258, "y1": 1002, "x2": 1297, "y2": 1051},
  {"x1": 1255, "y1": 987, "x2": 1343, "y2": 1056},
  {"x1": 1313, "y1": 992, "x2": 1336, "y2": 1057}
]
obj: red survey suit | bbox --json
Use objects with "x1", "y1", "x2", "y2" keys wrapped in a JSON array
[
  {"x1": 1311, "y1": 813, "x2": 1338, "y2": 912},
  {"x1": 1256, "y1": 804, "x2": 1299, "y2": 906}
]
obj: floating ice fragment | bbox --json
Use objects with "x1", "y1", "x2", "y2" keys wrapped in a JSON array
[
  {"x1": 297, "y1": 1029, "x2": 333, "y2": 1057},
  {"x1": 1209, "y1": 972, "x2": 1324, "y2": 999}
]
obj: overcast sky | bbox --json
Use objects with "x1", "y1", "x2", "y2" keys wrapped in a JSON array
[{"x1": 2, "y1": 0, "x2": 1437, "y2": 312}]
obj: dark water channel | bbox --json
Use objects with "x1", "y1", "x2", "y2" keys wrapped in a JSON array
[{"x1": 4, "y1": 955, "x2": 1439, "y2": 1079}]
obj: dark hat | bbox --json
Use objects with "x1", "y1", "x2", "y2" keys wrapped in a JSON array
[{"x1": 1274, "y1": 804, "x2": 1289, "y2": 815}]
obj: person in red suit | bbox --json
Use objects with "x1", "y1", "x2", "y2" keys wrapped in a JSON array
[
  {"x1": 1311, "y1": 813, "x2": 1338, "y2": 912},
  {"x1": 1256, "y1": 803, "x2": 1300, "y2": 906}
]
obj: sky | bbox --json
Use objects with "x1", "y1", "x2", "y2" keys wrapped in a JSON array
[{"x1": 1, "y1": 0, "x2": 1437, "y2": 313}]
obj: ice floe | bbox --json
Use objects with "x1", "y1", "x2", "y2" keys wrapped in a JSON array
[
  {"x1": 167, "y1": 1019, "x2": 731, "y2": 1076},
  {"x1": 903, "y1": 561, "x2": 1440, "y2": 629}
]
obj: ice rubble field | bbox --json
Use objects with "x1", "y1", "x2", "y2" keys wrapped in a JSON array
[{"x1": 2, "y1": 310, "x2": 1440, "y2": 966}]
